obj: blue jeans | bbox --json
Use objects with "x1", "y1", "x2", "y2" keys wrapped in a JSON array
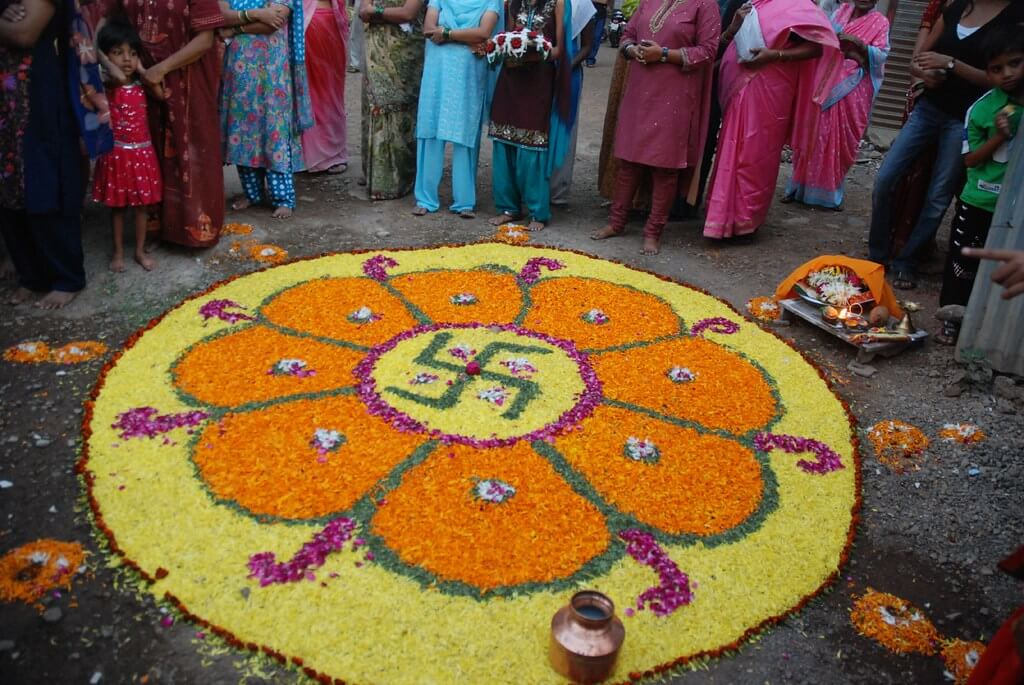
[
  {"x1": 868, "y1": 98, "x2": 965, "y2": 276},
  {"x1": 586, "y1": 2, "x2": 606, "y2": 64}
]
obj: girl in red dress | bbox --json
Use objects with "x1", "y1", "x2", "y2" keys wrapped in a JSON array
[{"x1": 92, "y1": 18, "x2": 163, "y2": 272}]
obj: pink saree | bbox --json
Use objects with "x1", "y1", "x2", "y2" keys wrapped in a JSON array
[
  {"x1": 786, "y1": 4, "x2": 889, "y2": 208},
  {"x1": 703, "y1": 0, "x2": 840, "y2": 239},
  {"x1": 302, "y1": 0, "x2": 349, "y2": 171}
]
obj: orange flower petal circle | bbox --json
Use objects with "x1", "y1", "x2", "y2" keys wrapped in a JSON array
[
  {"x1": 522, "y1": 276, "x2": 682, "y2": 349},
  {"x1": 370, "y1": 442, "x2": 609, "y2": 589},
  {"x1": 262, "y1": 278, "x2": 418, "y2": 347},
  {"x1": 389, "y1": 269, "x2": 524, "y2": 325},
  {"x1": 173, "y1": 326, "x2": 364, "y2": 408},
  {"x1": 590, "y1": 336, "x2": 778, "y2": 435},
  {"x1": 850, "y1": 588, "x2": 940, "y2": 655},
  {"x1": 0, "y1": 539, "x2": 86, "y2": 603},
  {"x1": 3, "y1": 341, "x2": 51, "y2": 363},
  {"x1": 555, "y1": 405, "x2": 764, "y2": 536},
  {"x1": 194, "y1": 395, "x2": 424, "y2": 519}
]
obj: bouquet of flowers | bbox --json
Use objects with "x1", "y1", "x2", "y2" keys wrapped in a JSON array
[
  {"x1": 795, "y1": 266, "x2": 871, "y2": 307},
  {"x1": 485, "y1": 27, "x2": 553, "y2": 66}
]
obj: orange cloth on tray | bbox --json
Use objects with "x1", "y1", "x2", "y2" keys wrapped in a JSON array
[{"x1": 774, "y1": 256, "x2": 904, "y2": 319}]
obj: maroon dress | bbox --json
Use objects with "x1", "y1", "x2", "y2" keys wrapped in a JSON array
[
  {"x1": 488, "y1": 0, "x2": 557, "y2": 149},
  {"x1": 92, "y1": 83, "x2": 163, "y2": 207}
]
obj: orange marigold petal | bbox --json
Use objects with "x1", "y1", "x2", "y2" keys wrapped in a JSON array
[
  {"x1": 0, "y1": 539, "x2": 86, "y2": 603},
  {"x1": 521, "y1": 277, "x2": 681, "y2": 349},
  {"x1": 371, "y1": 442, "x2": 609, "y2": 589},
  {"x1": 590, "y1": 337, "x2": 777, "y2": 435},
  {"x1": 389, "y1": 270, "x2": 524, "y2": 325},
  {"x1": 555, "y1": 405, "x2": 764, "y2": 536},
  {"x1": 194, "y1": 395, "x2": 424, "y2": 519},
  {"x1": 262, "y1": 278, "x2": 418, "y2": 346},
  {"x1": 172, "y1": 326, "x2": 364, "y2": 408}
]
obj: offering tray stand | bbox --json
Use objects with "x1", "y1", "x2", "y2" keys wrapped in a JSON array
[{"x1": 778, "y1": 298, "x2": 929, "y2": 363}]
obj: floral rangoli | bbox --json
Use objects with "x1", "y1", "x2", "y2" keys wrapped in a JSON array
[{"x1": 81, "y1": 244, "x2": 859, "y2": 684}]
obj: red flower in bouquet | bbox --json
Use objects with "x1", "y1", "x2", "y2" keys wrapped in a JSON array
[
  {"x1": 527, "y1": 30, "x2": 538, "y2": 39},
  {"x1": 496, "y1": 34, "x2": 506, "y2": 46},
  {"x1": 510, "y1": 36, "x2": 523, "y2": 49},
  {"x1": 486, "y1": 39, "x2": 496, "y2": 53}
]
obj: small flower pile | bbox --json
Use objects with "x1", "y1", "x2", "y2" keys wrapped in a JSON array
[
  {"x1": 666, "y1": 366, "x2": 697, "y2": 383},
  {"x1": 450, "y1": 293, "x2": 478, "y2": 306},
  {"x1": 220, "y1": 222, "x2": 254, "y2": 236},
  {"x1": 500, "y1": 357, "x2": 537, "y2": 378},
  {"x1": 938, "y1": 423, "x2": 986, "y2": 445},
  {"x1": 310, "y1": 428, "x2": 345, "y2": 455},
  {"x1": 409, "y1": 372, "x2": 439, "y2": 385},
  {"x1": 690, "y1": 317, "x2": 740, "y2": 337},
  {"x1": 518, "y1": 257, "x2": 564, "y2": 284},
  {"x1": 485, "y1": 28, "x2": 552, "y2": 66},
  {"x1": 347, "y1": 306, "x2": 382, "y2": 324},
  {"x1": 477, "y1": 386, "x2": 509, "y2": 407},
  {"x1": 248, "y1": 243, "x2": 289, "y2": 265},
  {"x1": 619, "y1": 529, "x2": 693, "y2": 617},
  {"x1": 247, "y1": 517, "x2": 357, "y2": 586},
  {"x1": 850, "y1": 588, "x2": 939, "y2": 655},
  {"x1": 581, "y1": 308, "x2": 610, "y2": 325},
  {"x1": 806, "y1": 266, "x2": 867, "y2": 306},
  {"x1": 198, "y1": 299, "x2": 255, "y2": 324},
  {"x1": 745, "y1": 296, "x2": 781, "y2": 322},
  {"x1": 493, "y1": 224, "x2": 530, "y2": 244},
  {"x1": 268, "y1": 359, "x2": 316, "y2": 378},
  {"x1": 0, "y1": 539, "x2": 87, "y2": 604},
  {"x1": 941, "y1": 639, "x2": 985, "y2": 684},
  {"x1": 473, "y1": 478, "x2": 517, "y2": 504},
  {"x1": 867, "y1": 420, "x2": 930, "y2": 471},
  {"x1": 362, "y1": 254, "x2": 398, "y2": 281},
  {"x1": 3, "y1": 341, "x2": 108, "y2": 364},
  {"x1": 623, "y1": 437, "x2": 659, "y2": 463},
  {"x1": 112, "y1": 407, "x2": 209, "y2": 440}
]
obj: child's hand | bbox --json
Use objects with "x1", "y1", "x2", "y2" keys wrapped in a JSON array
[
  {"x1": 1, "y1": 3, "x2": 26, "y2": 22},
  {"x1": 995, "y1": 112, "x2": 1013, "y2": 138},
  {"x1": 962, "y1": 248, "x2": 1024, "y2": 300}
]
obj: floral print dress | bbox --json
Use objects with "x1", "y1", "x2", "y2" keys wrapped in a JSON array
[{"x1": 221, "y1": 0, "x2": 305, "y2": 173}]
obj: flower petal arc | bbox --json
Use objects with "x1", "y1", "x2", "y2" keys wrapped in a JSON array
[
  {"x1": 261, "y1": 278, "x2": 418, "y2": 346},
  {"x1": 173, "y1": 326, "x2": 364, "y2": 408},
  {"x1": 370, "y1": 442, "x2": 610, "y2": 589},
  {"x1": 389, "y1": 269, "x2": 524, "y2": 324},
  {"x1": 555, "y1": 405, "x2": 764, "y2": 536},
  {"x1": 193, "y1": 395, "x2": 424, "y2": 520}
]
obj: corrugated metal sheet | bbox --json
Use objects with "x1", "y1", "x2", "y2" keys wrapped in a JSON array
[{"x1": 871, "y1": 0, "x2": 927, "y2": 130}]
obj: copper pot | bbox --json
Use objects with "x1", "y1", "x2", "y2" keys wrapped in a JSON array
[{"x1": 549, "y1": 591, "x2": 625, "y2": 684}]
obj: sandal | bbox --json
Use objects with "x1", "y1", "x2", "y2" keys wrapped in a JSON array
[
  {"x1": 892, "y1": 271, "x2": 917, "y2": 290},
  {"x1": 458, "y1": 210, "x2": 475, "y2": 219},
  {"x1": 935, "y1": 320, "x2": 959, "y2": 346},
  {"x1": 327, "y1": 163, "x2": 348, "y2": 175}
]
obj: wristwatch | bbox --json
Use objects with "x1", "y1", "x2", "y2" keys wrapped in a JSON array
[{"x1": 660, "y1": 47, "x2": 669, "y2": 63}]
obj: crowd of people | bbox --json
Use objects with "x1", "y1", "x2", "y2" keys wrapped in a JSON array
[{"x1": 0, "y1": 0, "x2": 1022, "y2": 353}]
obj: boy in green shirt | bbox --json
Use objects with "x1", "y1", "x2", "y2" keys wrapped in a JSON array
[{"x1": 937, "y1": 27, "x2": 1024, "y2": 344}]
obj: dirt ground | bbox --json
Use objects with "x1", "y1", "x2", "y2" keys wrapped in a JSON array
[{"x1": 1, "y1": 43, "x2": 1022, "y2": 685}]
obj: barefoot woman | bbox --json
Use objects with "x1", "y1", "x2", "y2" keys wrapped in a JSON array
[
  {"x1": 591, "y1": 0, "x2": 720, "y2": 254},
  {"x1": 0, "y1": 0, "x2": 87, "y2": 309}
]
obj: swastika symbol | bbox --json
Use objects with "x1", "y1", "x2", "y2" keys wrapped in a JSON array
[{"x1": 384, "y1": 332, "x2": 553, "y2": 420}]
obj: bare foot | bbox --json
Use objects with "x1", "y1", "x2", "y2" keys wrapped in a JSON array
[
  {"x1": 489, "y1": 212, "x2": 520, "y2": 226},
  {"x1": 527, "y1": 220, "x2": 545, "y2": 232},
  {"x1": 458, "y1": 210, "x2": 475, "y2": 219},
  {"x1": 134, "y1": 252, "x2": 156, "y2": 271},
  {"x1": 0, "y1": 257, "x2": 14, "y2": 281},
  {"x1": 231, "y1": 196, "x2": 252, "y2": 211},
  {"x1": 7, "y1": 287, "x2": 32, "y2": 305},
  {"x1": 412, "y1": 206, "x2": 429, "y2": 217},
  {"x1": 272, "y1": 206, "x2": 293, "y2": 219},
  {"x1": 110, "y1": 254, "x2": 126, "y2": 272},
  {"x1": 591, "y1": 225, "x2": 623, "y2": 240},
  {"x1": 35, "y1": 290, "x2": 79, "y2": 310},
  {"x1": 641, "y1": 236, "x2": 661, "y2": 255}
]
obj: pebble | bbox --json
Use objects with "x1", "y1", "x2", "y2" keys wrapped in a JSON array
[
  {"x1": 42, "y1": 607, "x2": 63, "y2": 624},
  {"x1": 100, "y1": 625, "x2": 114, "y2": 638},
  {"x1": 943, "y1": 383, "x2": 964, "y2": 398},
  {"x1": 847, "y1": 361, "x2": 877, "y2": 378}
]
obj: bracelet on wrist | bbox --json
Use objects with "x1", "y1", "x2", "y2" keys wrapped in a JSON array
[
  {"x1": 660, "y1": 46, "x2": 668, "y2": 63},
  {"x1": 242, "y1": 8, "x2": 252, "y2": 23},
  {"x1": 374, "y1": 5, "x2": 384, "y2": 16},
  {"x1": 443, "y1": 27, "x2": 451, "y2": 42},
  {"x1": 238, "y1": 23, "x2": 247, "y2": 33}
]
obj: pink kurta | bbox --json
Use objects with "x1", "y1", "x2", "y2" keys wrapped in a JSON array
[
  {"x1": 613, "y1": 0, "x2": 719, "y2": 172},
  {"x1": 786, "y1": 5, "x2": 889, "y2": 208},
  {"x1": 703, "y1": 0, "x2": 840, "y2": 239},
  {"x1": 302, "y1": 0, "x2": 349, "y2": 171}
]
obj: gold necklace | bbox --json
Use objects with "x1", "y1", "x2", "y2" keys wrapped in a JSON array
[{"x1": 649, "y1": 0, "x2": 688, "y2": 35}]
